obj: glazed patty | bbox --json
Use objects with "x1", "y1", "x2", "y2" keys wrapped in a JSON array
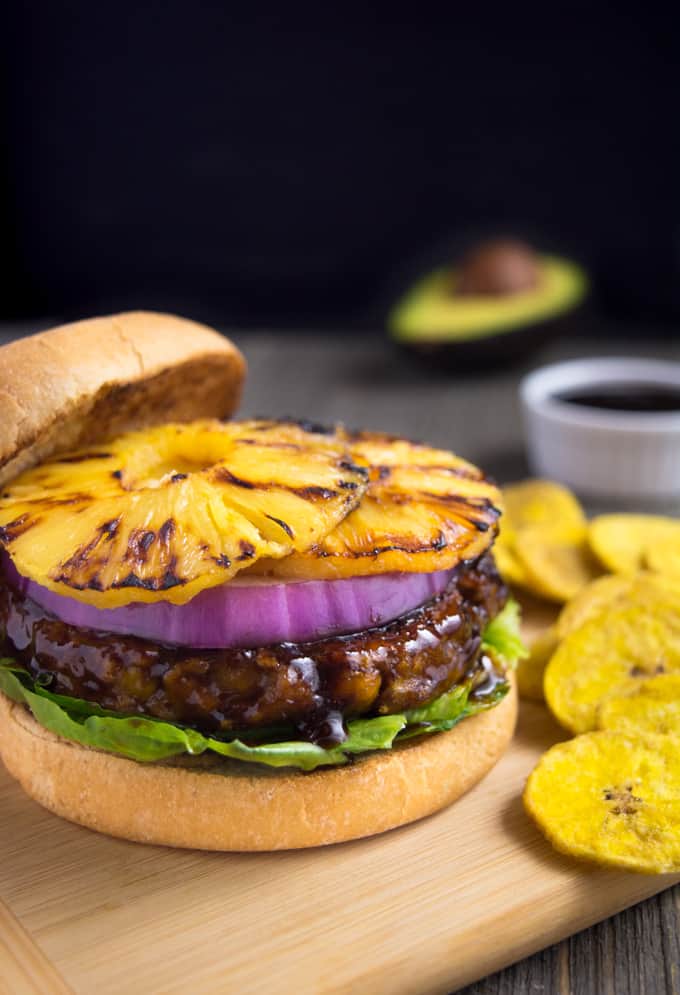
[{"x1": 0, "y1": 554, "x2": 507, "y2": 744}]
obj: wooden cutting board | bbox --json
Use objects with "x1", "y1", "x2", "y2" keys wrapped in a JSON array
[{"x1": 0, "y1": 700, "x2": 676, "y2": 995}]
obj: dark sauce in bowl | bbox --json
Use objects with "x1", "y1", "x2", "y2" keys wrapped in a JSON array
[{"x1": 555, "y1": 383, "x2": 680, "y2": 413}]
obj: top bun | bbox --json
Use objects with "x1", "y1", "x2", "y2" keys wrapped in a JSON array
[{"x1": 0, "y1": 311, "x2": 246, "y2": 487}]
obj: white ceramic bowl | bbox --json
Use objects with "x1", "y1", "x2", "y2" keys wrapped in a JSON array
[{"x1": 520, "y1": 357, "x2": 680, "y2": 503}]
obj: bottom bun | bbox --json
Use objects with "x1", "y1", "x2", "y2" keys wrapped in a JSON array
[{"x1": 0, "y1": 683, "x2": 516, "y2": 850}]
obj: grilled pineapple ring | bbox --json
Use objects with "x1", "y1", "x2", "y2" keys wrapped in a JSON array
[
  {"x1": 0, "y1": 420, "x2": 368, "y2": 606},
  {"x1": 252, "y1": 430, "x2": 502, "y2": 579}
]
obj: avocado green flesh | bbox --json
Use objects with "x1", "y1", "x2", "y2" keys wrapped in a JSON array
[{"x1": 390, "y1": 256, "x2": 587, "y2": 344}]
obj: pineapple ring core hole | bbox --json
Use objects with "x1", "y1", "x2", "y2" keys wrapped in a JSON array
[{"x1": 122, "y1": 436, "x2": 231, "y2": 490}]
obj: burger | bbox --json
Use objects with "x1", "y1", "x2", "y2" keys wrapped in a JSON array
[{"x1": 0, "y1": 312, "x2": 522, "y2": 850}]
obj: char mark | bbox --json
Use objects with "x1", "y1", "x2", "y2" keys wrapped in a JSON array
[
  {"x1": 113, "y1": 573, "x2": 162, "y2": 591},
  {"x1": 215, "y1": 468, "x2": 338, "y2": 501},
  {"x1": 54, "y1": 517, "x2": 120, "y2": 576},
  {"x1": 158, "y1": 519, "x2": 176, "y2": 544},
  {"x1": 215, "y1": 468, "x2": 257, "y2": 489},
  {"x1": 100, "y1": 518, "x2": 120, "y2": 541},
  {"x1": 339, "y1": 459, "x2": 369, "y2": 478},
  {"x1": 55, "y1": 452, "x2": 113, "y2": 463},
  {"x1": 432, "y1": 531, "x2": 446, "y2": 550},
  {"x1": 112, "y1": 564, "x2": 185, "y2": 591},
  {"x1": 237, "y1": 541, "x2": 256, "y2": 560},
  {"x1": 293, "y1": 485, "x2": 337, "y2": 500},
  {"x1": 265, "y1": 514, "x2": 295, "y2": 539},
  {"x1": 270, "y1": 416, "x2": 334, "y2": 436},
  {"x1": 327, "y1": 535, "x2": 456, "y2": 559},
  {"x1": 236, "y1": 439, "x2": 303, "y2": 451},
  {"x1": 0, "y1": 514, "x2": 35, "y2": 545},
  {"x1": 125, "y1": 529, "x2": 156, "y2": 563}
]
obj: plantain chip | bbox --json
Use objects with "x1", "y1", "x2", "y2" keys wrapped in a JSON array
[
  {"x1": 646, "y1": 536, "x2": 680, "y2": 579},
  {"x1": 524, "y1": 731, "x2": 680, "y2": 873},
  {"x1": 494, "y1": 479, "x2": 591, "y2": 601},
  {"x1": 544, "y1": 588, "x2": 680, "y2": 734},
  {"x1": 494, "y1": 535, "x2": 530, "y2": 587},
  {"x1": 598, "y1": 674, "x2": 680, "y2": 738},
  {"x1": 556, "y1": 573, "x2": 634, "y2": 639},
  {"x1": 589, "y1": 514, "x2": 680, "y2": 574},
  {"x1": 502, "y1": 479, "x2": 587, "y2": 542},
  {"x1": 514, "y1": 528, "x2": 601, "y2": 603},
  {"x1": 517, "y1": 627, "x2": 559, "y2": 701}
]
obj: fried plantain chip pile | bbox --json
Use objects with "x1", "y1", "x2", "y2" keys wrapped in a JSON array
[
  {"x1": 501, "y1": 480, "x2": 680, "y2": 873},
  {"x1": 496, "y1": 480, "x2": 600, "y2": 603}
]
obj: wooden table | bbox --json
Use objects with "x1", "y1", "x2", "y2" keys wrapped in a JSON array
[
  {"x1": 236, "y1": 327, "x2": 680, "y2": 995},
  {"x1": 1, "y1": 320, "x2": 679, "y2": 994}
]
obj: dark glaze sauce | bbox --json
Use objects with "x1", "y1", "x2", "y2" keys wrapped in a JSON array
[
  {"x1": 555, "y1": 383, "x2": 680, "y2": 413},
  {"x1": 0, "y1": 555, "x2": 507, "y2": 746}
]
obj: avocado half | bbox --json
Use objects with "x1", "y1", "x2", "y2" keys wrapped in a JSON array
[{"x1": 388, "y1": 253, "x2": 588, "y2": 365}]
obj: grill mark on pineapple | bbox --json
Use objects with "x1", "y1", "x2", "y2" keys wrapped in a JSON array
[
  {"x1": 311, "y1": 530, "x2": 458, "y2": 560},
  {"x1": 0, "y1": 514, "x2": 38, "y2": 545},
  {"x1": 214, "y1": 467, "x2": 340, "y2": 502},
  {"x1": 55, "y1": 452, "x2": 113, "y2": 463},
  {"x1": 215, "y1": 469, "x2": 257, "y2": 489},
  {"x1": 295, "y1": 485, "x2": 337, "y2": 500},
  {"x1": 115, "y1": 521, "x2": 183, "y2": 590},
  {"x1": 55, "y1": 517, "x2": 185, "y2": 593},
  {"x1": 54, "y1": 518, "x2": 121, "y2": 583},
  {"x1": 236, "y1": 439, "x2": 303, "y2": 451},
  {"x1": 261, "y1": 416, "x2": 334, "y2": 436},
  {"x1": 418, "y1": 491, "x2": 500, "y2": 512},
  {"x1": 101, "y1": 518, "x2": 121, "y2": 540},
  {"x1": 113, "y1": 568, "x2": 185, "y2": 592},
  {"x1": 126, "y1": 529, "x2": 157, "y2": 562},
  {"x1": 158, "y1": 519, "x2": 176, "y2": 544},
  {"x1": 339, "y1": 459, "x2": 369, "y2": 478},
  {"x1": 237, "y1": 541, "x2": 256, "y2": 560},
  {"x1": 374, "y1": 466, "x2": 392, "y2": 482},
  {"x1": 6, "y1": 493, "x2": 93, "y2": 512},
  {"x1": 265, "y1": 514, "x2": 295, "y2": 539}
]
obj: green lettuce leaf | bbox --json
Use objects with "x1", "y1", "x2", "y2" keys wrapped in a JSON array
[
  {"x1": 0, "y1": 661, "x2": 408, "y2": 770},
  {"x1": 481, "y1": 599, "x2": 528, "y2": 666},
  {"x1": 0, "y1": 599, "x2": 524, "y2": 772}
]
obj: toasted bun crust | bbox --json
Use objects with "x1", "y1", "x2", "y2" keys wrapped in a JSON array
[
  {"x1": 0, "y1": 311, "x2": 246, "y2": 487},
  {"x1": 0, "y1": 683, "x2": 516, "y2": 850}
]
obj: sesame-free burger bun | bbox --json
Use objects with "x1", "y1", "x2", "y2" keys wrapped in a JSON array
[
  {"x1": 0, "y1": 311, "x2": 246, "y2": 487},
  {"x1": 0, "y1": 682, "x2": 516, "y2": 851}
]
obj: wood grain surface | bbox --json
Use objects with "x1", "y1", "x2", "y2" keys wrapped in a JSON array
[
  {"x1": 0, "y1": 699, "x2": 676, "y2": 994},
  {"x1": 0, "y1": 899, "x2": 73, "y2": 995},
  {"x1": 1, "y1": 324, "x2": 679, "y2": 994}
]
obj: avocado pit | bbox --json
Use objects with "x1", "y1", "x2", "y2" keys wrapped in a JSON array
[{"x1": 454, "y1": 239, "x2": 541, "y2": 297}]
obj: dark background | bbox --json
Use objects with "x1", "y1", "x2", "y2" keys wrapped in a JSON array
[{"x1": 3, "y1": 5, "x2": 678, "y2": 330}]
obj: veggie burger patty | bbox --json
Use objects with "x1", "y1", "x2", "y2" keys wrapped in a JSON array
[{"x1": 0, "y1": 553, "x2": 506, "y2": 745}]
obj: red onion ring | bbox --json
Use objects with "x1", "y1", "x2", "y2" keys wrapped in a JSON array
[{"x1": 2, "y1": 556, "x2": 454, "y2": 649}]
